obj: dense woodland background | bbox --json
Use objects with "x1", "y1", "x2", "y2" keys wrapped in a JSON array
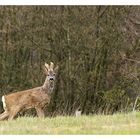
[{"x1": 0, "y1": 6, "x2": 140, "y2": 116}]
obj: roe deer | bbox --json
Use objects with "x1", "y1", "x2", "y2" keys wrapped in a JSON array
[{"x1": 0, "y1": 62, "x2": 58, "y2": 120}]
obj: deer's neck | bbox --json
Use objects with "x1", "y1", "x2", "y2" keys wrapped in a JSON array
[{"x1": 42, "y1": 77, "x2": 54, "y2": 94}]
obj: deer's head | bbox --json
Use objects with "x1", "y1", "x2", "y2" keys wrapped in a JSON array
[{"x1": 43, "y1": 62, "x2": 58, "y2": 89}]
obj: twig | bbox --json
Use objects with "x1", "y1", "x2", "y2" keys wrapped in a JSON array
[{"x1": 133, "y1": 96, "x2": 139, "y2": 112}]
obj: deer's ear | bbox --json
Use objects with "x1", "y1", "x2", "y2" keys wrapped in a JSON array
[
  {"x1": 42, "y1": 66, "x2": 48, "y2": 75},
  {"x1": 45, "y1": 63, "x2": 49, "y2": 70},
  {"x1": 54, "y1": 65, "x2": 59, "y2": 73}
]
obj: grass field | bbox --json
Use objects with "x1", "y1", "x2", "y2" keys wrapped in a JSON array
[{"x1": 0, "y1": 112, "x2": 140, "y2": 134}]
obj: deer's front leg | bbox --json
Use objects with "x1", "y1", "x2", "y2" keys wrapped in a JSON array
[{"x1": 35, "y1": 107, "x2": 45, "y2": 118}]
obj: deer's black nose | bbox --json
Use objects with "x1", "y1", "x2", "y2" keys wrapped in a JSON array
[{"x1": 50, "y1": 78, "x2": 54, "y2": 80}]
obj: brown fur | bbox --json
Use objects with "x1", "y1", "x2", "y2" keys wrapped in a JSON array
[{"x1": 0, "y1": 62, "x2": 58, "y2": 120}]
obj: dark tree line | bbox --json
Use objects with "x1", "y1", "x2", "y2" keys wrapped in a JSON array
[{"x1": 0, "y1": 6, "x2": 140, "y2": 116}]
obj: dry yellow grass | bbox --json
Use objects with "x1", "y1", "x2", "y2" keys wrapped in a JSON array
[{"x1": 0, "y1": 111, "x2": 140, "y2": 134}]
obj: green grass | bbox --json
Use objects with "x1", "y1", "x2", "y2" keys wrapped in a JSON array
[{"x1": 0, "y1": 112, "x2": 140, "y2": 134}]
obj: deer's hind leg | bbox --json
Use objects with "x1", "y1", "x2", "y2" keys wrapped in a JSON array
[
  {"x1": 8, "y1": 107, "x2": 21, "y2": 120},
  {"x1": 0, "y1": 111, "x2": 9, "y2": 121}
]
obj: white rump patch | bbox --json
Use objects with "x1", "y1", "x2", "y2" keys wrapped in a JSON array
[{"x1": 2, "y1": 96, "x2": 6, "y2": 110}]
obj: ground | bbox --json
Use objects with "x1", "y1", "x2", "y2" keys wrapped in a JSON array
[{"x1": 0, "y1": 111, "x2": 140, "y2": 134}]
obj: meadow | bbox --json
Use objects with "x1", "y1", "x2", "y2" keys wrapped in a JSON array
[{"x1": 0, "y1": 112, "x2": 140, "y2": 134}]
